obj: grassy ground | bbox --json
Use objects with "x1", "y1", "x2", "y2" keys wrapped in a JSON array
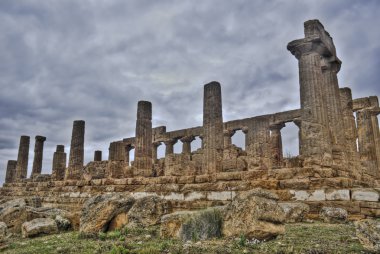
[{"x1": 0, "y1": 222, "x2": 372, "y2": 254}]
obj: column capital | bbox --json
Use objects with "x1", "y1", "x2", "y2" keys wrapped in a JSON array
[
  {"x1": 180, "y1": 135, "x2": 195, "y2": 143},
  {"x1": 241, "y1": 127, "x2": 249, "y2": 134},
  {"x1": 293, "y1": 119, "x2": 302, "y2": 128},
  {"x1": 269, "y1": 123, "x2": 285, "y2": 131},
  {"x1": 35, "y1": 135, "x2": 46, "y2": 142},
  {"x1": 125, "y1": 144, "x2": 134, "y2": 151},
  {"x1": 152, "y1": 141, "x2": 162, "y2": 147},
  {"x1": 223, "y1": 129, "x2": 236, "y2": 137},
  {"x1": 164, "y1": 138, "x2": 178, "y2": 146},
  {"x1": 287, "y1": 37, "x2": 331, "y2": 60}
]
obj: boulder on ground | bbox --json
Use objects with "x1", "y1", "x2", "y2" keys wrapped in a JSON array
[
  {"x1": 354, "y1": 219, "x2": 380, "y2": 252},
  {"x1": 279, "y1": 202, "x2": 310, "y2": 223},
  {"x1": 0, "y1": 198, "x2": 29, "y2": 233},
  {"x1": 160, "y1": 208, "x2": 223, "y2": 241},
  {"x1": 222, "y1": 188, "x2": 285, "y2": 240},
  {"x1": 0, "y1": 222, "x2": 7, "y2": 240},
  {"x1": 127, "y1": 196, "x2": 172, "y2": 228},
  {"x1": 80, "y1": 193, "x2": 135, "y2": 234},
  {"x1": 21, "y1": 218, "x2": 58, "y2": 238},
  {"x1": 319, "y1": 207, "x2": 347, "y2": 223}
]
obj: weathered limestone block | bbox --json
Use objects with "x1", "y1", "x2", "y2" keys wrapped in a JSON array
[
  {"x1": 52, "y1": 145, "x2": 66, "y2": 181},
  {"x1": 80, "y1": 193, "x2": 135, "y2": 234},
  {"x1": 107, "y1": 161, "x2": 128, "y2": 178},
  {"x1": 83, "y1": 161, "x2": 108, "y2": 179},
  {"x1": 325, "y1": 189, "x2": 350, "y2": 201},
  {"x1": 290, "y1": 189, "x2": 326, "y2": 201},
  {"x1": 5, "y1": 160, "x2": 17, "y2": 183},
  {"x1": 203, "y1": 82, "x2": 224, "y2": 174},
  {"x1": 15, "y1": 135, "x2": 30, "y2": 180},
  {"x1": 31, "y1": 135, "x2": 46, "y2": 177},
  {"x1": 160, "y1": 210, "x2": 197, "y2": 238},
  {"x1": 319, "y1": 207, "x2": 348, "y2": 223},
  {"x1": 21, "y1": 218, "x2": 58, "y2": 238},
  {"x1": 127, "y1": 196, "x2": 172, "y2": 228},
  {"x1": 134, "y1": 101, "x2": 153, "y2": 177},
  {"x1": 164, "y1": 154, "x2": 196, "y2": 176},
  {"x1": 66, "y1": 120, "x2": 85, "y2": 180},
  {"x1": 352, "y1": 189, "x2": 379, "y2": 202},
  {"x1": 355, "y1": 219, "x2": 380, "y2": 252},
  {"x1": 279, "y1": 202, "x2": 310, "y2": 223},
  {"x1": 223, "y1": 189, "x2": 285, "y2": 240}
]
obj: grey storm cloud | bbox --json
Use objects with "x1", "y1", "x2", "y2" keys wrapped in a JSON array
[{"x1": 0, "y1": 0, "x2": 379, "y2": 183}]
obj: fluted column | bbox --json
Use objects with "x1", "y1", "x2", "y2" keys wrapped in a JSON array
[
  {"x1": 269, "y1": 123, "x2": 285, "y2": 168},
  {"x1": 52, "y1": 145, "x2": 66, "y2": 181},
  {"x1": 164, "y1": 139, "x2": 177, "y2": 156},
  {"x1": 242, "y1": 127, "x2": 249, "y2": 151},
  {"x1": 356, "y1": 109, "x2": 378, "y2": 176},
  {"x1": 223, "y1": 129, "x2": 236, "y2": 148},
  {"x1": 340, "y1": 88, "x2": 360, "y2": 170},
  {"x1": 108, "y1": 142, "x2": 124, "y2": 161},
  {"x1": 31, "y1": 135, "x2": 46, "y2": 177},
  {"x1": 181, "y1": 136, "x2": 195, "y2": 154},
  {"x1": 66, "y1": 120, "x2": 85, "y2": 180},
  {"x1": 287, "y1": 20, "x2": 333, "y2": 165},
  {"x1": 371, "y1": 112, "x2": 380, "y2": 170},
  {"x1": 134, "y1": 101, "x2": 153, "y2": 177},
  {"x1": 94, "y1": 150, "x2": 102, "y2": 161},
  {"x1": 202, "y1": 81, "x2": 224, "y2": 174},
  {"x1": 15, "y1": 135, "x2": 30, "y2": 180},
  {"x1": 5, "y1": 160, "x2": 17, "y2": 183},
  {"x1": 152, "y1": 142, "x2": 161, "y2": 162},
  {"x1": 124, "y1": 144, "x2": 133, "y2": 165}
]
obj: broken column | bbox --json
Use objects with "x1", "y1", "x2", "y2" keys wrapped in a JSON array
[
  {"x1": 31, "y1": 135, "x2": 46, "y2": 177},
  {"x1": 15, "y1": 135, "x2": 30, "y2": 180},
  {"x1": 5, "y1": 160, "x2": 17, "y2": 183},
  {"x1": 134, "y1": 101, "x2": 153, "y2": 177},
  {"x1": 52, "y1": 145, "x2": 66, "y2": 181},
  {"x1": 202, "y1": 81, "x2": 224, "y2": 174},
  {"x1": 181, "y1": 136, "x2": 195, "y2": 155},
  {"x1": 269, "y1": 123, "x2": 285, "y2": 168},
  {"x1": 108, "y1": 141, "x2": 126, "y2": 178},
  {"x1": 65, "y1": 120, "x2": 85, "y2": 180},
  {"x1": 108, "y1": 142, "x2": 125, "y2": 161},
  {"x1": 94, "y1": 150, "x2": 102, "y2": 161},
  {"x1": 287, "y1": 20, "x2": 333, "y2": 166}
]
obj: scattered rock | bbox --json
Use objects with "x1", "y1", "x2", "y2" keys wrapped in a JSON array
[
  {"x1": 127, "y1": 196, "x2": 172, "y2": 228},
  {"x1": 222, "y1": 188, "x2": 285, "y2": 240},
  {"x1": 0, "y1": 222, "x2": 7, "y2": 240},
  {"x1": 0, "y1": 198, "x2": 29, "y2": 233},
  {"x1": 21, "y1": 218, "x2": 58, "y2": 238},
  {"x1": 160, "y1": 211, "x2": 197, "y2": 238},
  {"x1": 319, "y1": 207, "x2": 347, "y2": 223},
  {"x1": 80, "y1": 193, "x2": 135, "y2": 234},
  {"x1": 354, "y1": 219, "x2": 380, "y2": 252},
  {"x1": 279, "y1": 202, "x2": 310, "y2": 223},
  {"x1": 54, "y1": 215, "x2": 71, "y2": 231}
]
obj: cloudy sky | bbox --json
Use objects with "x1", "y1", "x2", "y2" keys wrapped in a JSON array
[{"x1": 1, "y1": 0, "x2": 379, "y2": 183}]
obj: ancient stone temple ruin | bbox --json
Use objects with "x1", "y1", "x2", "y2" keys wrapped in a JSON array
[{"x1": 1, "y1": 20, "x2": 379, "y2": 219}]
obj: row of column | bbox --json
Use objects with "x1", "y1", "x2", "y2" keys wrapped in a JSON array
[{"x1": 5, "y1": 120, "x2": 87, "y2": 183}]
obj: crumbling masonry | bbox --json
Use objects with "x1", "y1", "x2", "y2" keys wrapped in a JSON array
[{"x1": 1, "y1": 20, "x2": 380, "y2": 219}]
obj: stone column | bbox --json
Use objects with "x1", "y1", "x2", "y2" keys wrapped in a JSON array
[
  {"x1": 5, "y1": 160, "x2": 17, "y2": 183},
  {"x1": 181, "y1": 136, "x2": 195, "y2": 155},
  {"x1": 202, "y1": 81, "x2": 224, "y2": 174},
  {"x1": 223, "y1": 129, "x2": 236, "y2": 148},
  {"x1": 31, "y1": 135, "x2": 46, "y2": 177},
  {"x1": 164, "y1": 139, "x2": 177, "y2": 156},
  {"x1": 293, "y1": 119, "x2": 302, "y2": 156},
  {"x1": 199, "y1": 135, "x2": 204, "y2": 149},
  {"x1": 124, "y1": 144, "x2": 133, "y2": 165},
  {"x1": 94, "y1": 150, "x2": 102, "y2": 161},
  {"x1": 356, "y1": 109, "x2": 378, "y2": 177},
  {"x1": 66, "y1": 120, "x2": 85, "y2": 180},
  {"x1": 134, "y1": 101, "x2": 153, "y2": 177},
  {"x1": 152, "y1": 142, "x2": 161, "y2": 162},
  {"x1": 242, "y1": 127, "x2": 249, "y2": 151},
  {"x1": 52, "y1": 145, "x2": 66, "y2": 181},
  {"x1": 369, "y1": 97, "x2": 380, "y2": 173},
  {"x1": 15, "y1": 135, "x2": 30, "y2": 180},
  {"x1": 287, "y1": 20, "x2": 333, "y2": 166},
  {"x1": 340, "y1": 88, "x2": 360, "y2": 171},
  {"x1": 269, "y1": 123, "x2": 285, "y2": 168},
  {"x1": 109, "y1": 142, "x2": 124, "y2": 161}
]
